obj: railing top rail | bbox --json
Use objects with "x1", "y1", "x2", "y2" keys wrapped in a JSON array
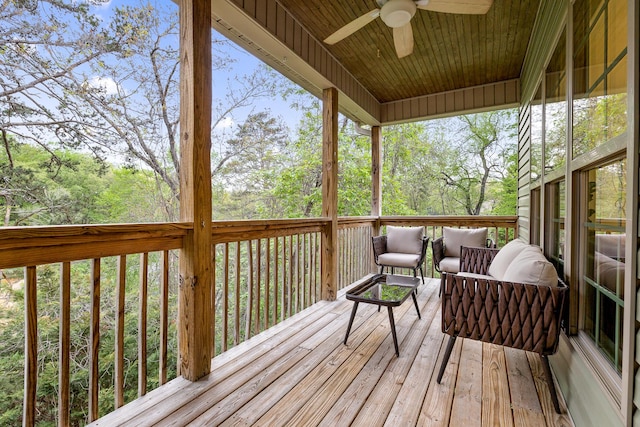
[{"x1": 379, "y1": 215, "x2": 518, "y2": 227}]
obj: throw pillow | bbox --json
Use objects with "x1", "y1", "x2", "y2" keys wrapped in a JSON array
[
  {"x1": 443, "y1": 227, "x2": 488, "y2": 258},
  {"x1": 502, "y1": 246, "x2": 557, "y2": 287},
  {"x1": 386, "y1": 226, "x2": 423, "y2": 254},
  {"x1": 488, "y1": 239, "x2": 528, "y2": 280}
]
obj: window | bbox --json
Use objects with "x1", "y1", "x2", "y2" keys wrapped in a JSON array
[
  {"x1": 572, "y1": 0, "x2": 627, "y2": 157},
  {"x1": 545, "y1": 28, "x2": 567, "y2": 174},
  {"x1": 581, "y1": 159, "x2": 626, "y2": 373},
  {"x1": 546, "y1": 180, "x2": 565, "y2": 277}
]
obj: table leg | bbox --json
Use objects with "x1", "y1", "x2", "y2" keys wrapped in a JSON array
[
  {"x1": 411, "y1": 291, "x2": 421, "y2": 319},
  {"x1": 387, "y1": 306, "x2": 399, "y2": 356},
  {"x1": 344, "y1": 302, "x2": 359, "y2": 345}
]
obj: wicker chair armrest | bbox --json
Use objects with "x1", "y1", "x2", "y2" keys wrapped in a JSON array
[
  {"x1": 432, "y1": 236, "x2": 445, "y2": 272},
  {"x1": 371, "y1": 235, "x2": 387, "y2": 263},
  {"x1": 459, "y1": 245, "x2": 500, "y2": 275}
]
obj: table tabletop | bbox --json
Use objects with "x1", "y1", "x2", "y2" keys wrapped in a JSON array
[{"x1": 346, "y1": 274, "x2": 420, "y2": 307}]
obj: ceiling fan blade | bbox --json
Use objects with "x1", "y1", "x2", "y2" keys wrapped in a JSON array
[
  {"x1": 324, "y1": 9, "x2": 381, "y2": 45},
  {"x1": 393, "y1": 23, "x2": 414, "y2": 58},
  {"x1": 418, "y1": 0, "x2": 493, "y2": 14}
]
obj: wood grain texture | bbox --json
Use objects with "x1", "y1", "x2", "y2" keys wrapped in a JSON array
[
  {"x1": 481, "y1": 343, "x2": 514, "y2": 427},
  {"x1": 160, "y1": 250, "x2": 169, "y2": 385},
  {"x1": 178, "y1": 0, "x2": 213, "y2": 381},
  {"x1": 115, "y1": 256, "x2": 126, "y2": 408},
  {"x1": 88, "y1": 279, "x2": 573, "y2": 427},
  {"x1": 59, "y1": 262, "x2": 71, "y2": 426},
  {"x1": 138, "y1": 252, "x2": 148, "y2": 397},
  {"x1": 321, "y1": 87, "x2": 339, "y2": 301},
  {"x1": 89, "y1": 259, "x2": 101, "y2": 422},
  {"x1": 449, "y1": 339, "x2": 483, "y2": 427},
  {"x1": 23, "y1": 266, "x2": 38, "y2": 427},
  {"x1": 371, "y1": 126, "x2": 382, "y2": 218}
]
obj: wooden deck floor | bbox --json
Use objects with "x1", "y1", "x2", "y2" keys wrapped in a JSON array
[{"x1": 90, "y1": 278, "x2": 574, "y2": 427}]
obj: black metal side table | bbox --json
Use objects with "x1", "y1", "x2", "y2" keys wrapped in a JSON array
[{"x1": 344, "y1": 274, "x2": 421, "y2": 356}]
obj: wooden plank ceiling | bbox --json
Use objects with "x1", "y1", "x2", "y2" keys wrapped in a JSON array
[{"x1": 276, "y1": 0, "x2": 540, "y2": 103}]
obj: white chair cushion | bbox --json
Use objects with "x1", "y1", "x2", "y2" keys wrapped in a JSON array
[
  {"x1": 488, "y1": 239, "x2": 529, "y2": 280},
  {"x1": 502, "y1": 246, "x2": 557, "y2": 287},
  {"x1": 386, "y1": 226, "x2": 423, "y2": 254},
  {"x1": 457, "y1": 271, "x2": 495, "y2": 281},
  {"x1": 443, "y1": 227, "x2": 487, "y2": 258},
  {"x1": 377, "y1": 253, "x2": 421, "y2": 268},
  {"x1": 438, "y1": 257, "x2": 460, "y2": 273}
]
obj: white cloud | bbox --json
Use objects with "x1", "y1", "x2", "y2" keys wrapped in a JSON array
[
  {"x1": 216, "y1": 116, "x2": 234, "y2": 129},
  {"x1": 88, "y1": 76, "x2": 119, "y2": 95}
]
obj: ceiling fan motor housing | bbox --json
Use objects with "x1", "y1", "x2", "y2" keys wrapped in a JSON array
[{"x1": 380, "y1": 0, "x2": 417, "y2": 28}]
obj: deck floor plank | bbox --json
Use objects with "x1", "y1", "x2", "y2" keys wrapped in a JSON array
[
  {"x1": 281, "y1": 282, "x2": 428, "y2": 426},
  {"x1": 505, "y1": 347, "x2": 546, "y2": 427},
  {"x1": 449, "y1": 339, "x2": 483, "y2": 427},
  {"x1": 88, "y1": 279, "x2": 574, "y2": 427},
  {"x1": 383, "y1": 309, "x2": 444, "y2": 426},
  {"x1": 416, "y1": 335, "x2": 463, "y2": 426},
  {"x1": 201, "y1": 300, "x2": 375, "y2": 426},
  {"x1": 344, "y1": 285, "x2": 440, "y2": 427},
  {"x1": 482, "y1": 343, "x2": 514, "y2": 427}
]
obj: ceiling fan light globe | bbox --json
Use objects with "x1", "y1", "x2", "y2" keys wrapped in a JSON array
[{"x1": 380, "y1": 0, "x2": 417, "y2": 28}]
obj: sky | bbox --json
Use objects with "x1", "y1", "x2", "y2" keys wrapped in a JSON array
[{"x1": 93, "y1": 0, "x2": 307, "y2": 135}]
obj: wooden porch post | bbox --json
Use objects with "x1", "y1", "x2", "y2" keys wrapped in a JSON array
[
  {"x1": 178, "y1": 0, "x2": 212, "y2": 381},
  {"x1": 371, "y1": 125, "x2": 382, "y2": 273},
  {"x1": 371, "y1": 126, "x2": 382, "y2": 222},
  {"x1": 321, "y1": 87, "x2": 338, "y2": 301}
]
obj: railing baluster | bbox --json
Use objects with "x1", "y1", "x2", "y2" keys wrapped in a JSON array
[
  {"x1": 160, "y1": 250, "x2": 169, "y2": 385},
  {"x1": 59, "y1": 262, "x2": 71, "y2": 426},
  {"x1": 6, "y1": 216, "x2": 518, "y2": 424},
  {"x1": 24, "y1": 265, "x2": 37, "y2": 427},
  {"x1": 297, "y1": 234, "x2": 302, "y2": 313},
  {"x1": 274, "y1": 237, "x2": 279, "y2": 325},
  {"x1": 138, "y1": 253, "x2": 148, "y2": 397},
  {"x1": 256, "y1": 239, "x2": 261, "y2": 334},
  {"x1": 223, "y1": 242, "x2": 229, "y2": 352},
  {"x1": 265, "y1": 238, "x2": 271, "y2": 329},
  {"x1": 234, "y1": 242, "x2": 241, "y2": 345},
  {"x1": 115, "y1": 255, "x2": 126, "y2": 408},
  {"x1": 89, "y1": 258, "x2": 100, "y2": 422},
  {"x1": 245, "y1": 240, "x2": 253, "y2": 341}
]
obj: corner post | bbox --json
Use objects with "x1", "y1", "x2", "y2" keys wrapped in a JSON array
[
  {"x1": 371, "y1": 125, "x2": 382, "y2": 273},
  {"x1": 178, "y1": 0, "x2": 212, "y2": 381},
  {"x1": 321, "y1": 87, "x2": 338, "y2": 301}
]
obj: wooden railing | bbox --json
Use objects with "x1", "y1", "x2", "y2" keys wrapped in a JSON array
[
  {"x1": 0, "y1": 215, "x2": 517, "y2": 426},
  {"x1": 210, "y1": 219, "x2": 327, "y2": 355}
]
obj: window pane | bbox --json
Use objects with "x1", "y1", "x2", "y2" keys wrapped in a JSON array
[
  {"x1": 545, "y1": 29, "x2": 567, "y2": 174},
  {"x1": 605, "y1": 57, "x2": 627, "y2": 142},
  {"x1": 607, "y1": 0, "x2": 627, "y2": 68},
  {"x1": 572, "y1": 0, "x2": 627, "y2": 158},
  {"x1": 583, "y1": 159, "x2": 626, "y2": 373}
]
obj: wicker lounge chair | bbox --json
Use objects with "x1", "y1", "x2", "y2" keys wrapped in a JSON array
[{"x1": 437, "y1": 244, "x2": 567, "y2": 413}]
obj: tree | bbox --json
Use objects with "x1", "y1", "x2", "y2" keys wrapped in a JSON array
[
  {"x1": 1, "y1": 0, "x2": 284, "y2": 222},
  {"x1": 432, "y1": 110, "x2": 517, "y2": 215},
  {"x1": 214, "y1": 111, "x2": 289, "y2": 219},
  {"x1": 0, "y1": 138, "x2": 111, "y2": 225}
]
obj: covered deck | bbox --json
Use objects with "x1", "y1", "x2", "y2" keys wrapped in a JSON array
[{"x1": 90, "y1": 279, "x2": 572, "y2": 427}]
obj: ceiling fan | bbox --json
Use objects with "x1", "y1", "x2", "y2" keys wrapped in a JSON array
[{"x1": 323, "y1": 0, "x2": 493, "y2": 59}]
